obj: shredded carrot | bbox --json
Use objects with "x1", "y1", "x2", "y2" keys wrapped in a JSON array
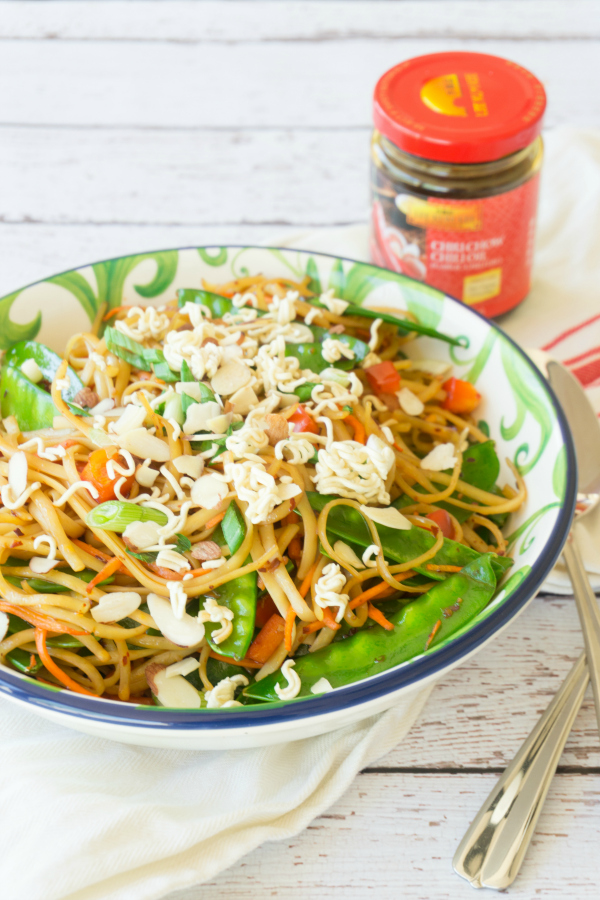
[
  {"x1": 321, "y1": 607, "x2": 341, "y2": 631},
  {"x1": 345, "y1": 413, "x2": 366, "y2": 445},
  {"x1": 246, "y1": 614, "x2": 286, "y2": 665},
  {"x1": 73, "y1": 538, "x2": 116, "y2": 565},
  {"x1": 28, "y1": 654, "x2": 36, "y2": 670},
  {"x1": 367, "y1": 603, "x2": 394, "y2": 631},
  {"x1": 147, "y1": 564, "x2": 186, "y2": 581},
  {"x1": 85, "y1": 556, "x2": 124, "y2": 593},
  {"x1": 205, "y1": 510, "x2": 227, "y2": 530},
  {"x1": 425, "y1": 618, "x2": 442, "y2": 650},
  {"x1": 426, "y1": 564, "x2": 463, "y2": 573},
  {"x1": 302, "y1": 620, "x2": 326, "y2": 635},
  {"x1": 393, "y1": 442, "x2": 405, "y2": 454},
  {"x1": 208, "y1": 651, "x2": 262, "y2": 669},
  {"x1": 35, "y1": 628, "x2": 98, "y2": 696},
  {"x1": 103, "y1": 305, "x2": 132, "y2": 321},
  {"x1": 348, "y1": 580, "x2": 392, "y2": 610},
  {"x1": 287, "y1": 535, "x2": 303, "y2": 566},
  {"x1": 284, "y1": 605, "x2": 296, "y2": 653},
  {"x1": 298, "y1": 561, "x2": 318, "y2": 598},
  {"x1": 0, "y1": 600, "x2": 86, "y2": 636}
]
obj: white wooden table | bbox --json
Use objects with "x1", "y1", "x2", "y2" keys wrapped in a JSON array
[{"x1": 2, "y1": 3, "x2": 600, "y2": 897}]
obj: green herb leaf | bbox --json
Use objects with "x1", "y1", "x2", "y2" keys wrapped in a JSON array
[
  {"x1": 221, "y1": 502, "x2": 246, "y2": 554},
  {"x1": 104, "y1": 326, "x2": 177, "y2": 381}
]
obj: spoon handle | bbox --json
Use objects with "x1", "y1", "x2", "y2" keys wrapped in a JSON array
[
  {"x1": 453, "y1": 652, "x2": 588, "y2": 890},
  {"x1": 563, "y1": 528, "x2": 600, "y2": 731}
]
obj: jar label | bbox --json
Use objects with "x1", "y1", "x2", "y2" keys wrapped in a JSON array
[{"x1": 370, "y1": 173, "x2": 540, "y2": 317}]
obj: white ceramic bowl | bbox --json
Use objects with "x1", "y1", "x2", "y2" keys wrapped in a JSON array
[{"x1": 0, "y1": 246, "x2": 576, "y2": 748}]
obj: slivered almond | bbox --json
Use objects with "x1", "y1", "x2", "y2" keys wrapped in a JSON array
[
  {"x1": 190, "y1": 474, "x2": 229, "y2": 510},
  {"x1": 262, "y1": 413, "x2": 289, "y2": 446},
  {"x1": 183, "y1": 400, "x2": 222, "y2": 435},
  {"x1": 145, "y1": 663, "x2": 202, "y2": 709},
  {"x1": 123, "y1": 520, "x2": 161, "y2": 551},
  {"x1": 191, "y1": 540, "x2": 222, "y2": 561},
  {"x1": 420, "y1": 442, "x2": 457, "y2": 472},
  {"x1": 29, "y1": 557, "x2": 61, "y2": 574},
  {"x1": 112, "y1": 405, "x2": 147, "y2": 435},
  {"x1": 91, "y1": 591, "x2": 142, "y2": 623},
  {"x1": 277, "y1": 482, "x2": 302, "y2": 502},
  {"x1": 210, "y1": 361, "x2": 252, "y2": 397},
  {"x1": 8, "y1": 452, "x2": 28, "y2": 499},
  {"x1": 397, "y1": 387, "x2": 424, "y2": 417},
  {"x1": 359, "y1": 505, "x2": 412, "y2": 531},
  {"x1": 165, "y1": 658, "x2": 200, "y2": 679},
  {"x1": 147, "y1": 592, "x2": 206, "y2": 647},
  {"x1": 206, "y1": 413, "x2": 232, "y2": 434},
  {"x1": 332, "y1": 540, "x2": 364, "y2": 569},
  {"x1": 172, "y1": 455, "x2": 204, "y2": 479},
  {"x1": 118, "y1": 428, "x2": 170, "y2": 462},
  {"x1": 228, "y1": 384, "x2": 259, "y2": 415}
]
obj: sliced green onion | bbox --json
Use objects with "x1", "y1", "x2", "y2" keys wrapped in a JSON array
[
  {"x1": 86, "y1": 501, "x2": 168, "y2": 532},
  {"x1": 104, "y1": 327, "x2": 177, "y2": 382},
  {"x1": 221, "y1": 502, "x2": 246, "y2": 554},
  {"x1": 163, "y1": 392, "x2": 184, "y2": 425}
]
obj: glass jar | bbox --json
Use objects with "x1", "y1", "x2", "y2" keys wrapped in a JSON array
[{"x1": 370, "y1": 52, "x2": 546, "y2": 317}]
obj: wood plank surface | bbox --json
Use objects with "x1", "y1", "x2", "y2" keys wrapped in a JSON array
[
  {"x1": 0, "y1": 39, "x2": 597, "y2": 129},
  {"x1": 0, "y1": 127, "x2": 369, "y2": 226},
  {"x1": 2, "y1": 1, "x2": 598, "y2": 41},
  {"x1": 168, "y1": 772, "x2": 600, "y2": 899}
]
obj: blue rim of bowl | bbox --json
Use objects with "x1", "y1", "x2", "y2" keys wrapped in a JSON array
[{"x1": 0, "y1": 245, "x2": 577, "y2": 730}]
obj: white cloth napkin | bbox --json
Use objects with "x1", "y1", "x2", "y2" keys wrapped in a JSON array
[
  {"x1": 0, "y1": 686, "x2": 430, "y2": 900},
  {"x1": 278, "y1": 127, "x2": 600, "y2": 593},
  {"x1": 2, "y1": 127, "x2": 600, "y2": 900}
]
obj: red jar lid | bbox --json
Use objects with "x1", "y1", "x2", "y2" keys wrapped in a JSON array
[{"x1": 373, "y1": 52, "x2": 546, "y2": 164}]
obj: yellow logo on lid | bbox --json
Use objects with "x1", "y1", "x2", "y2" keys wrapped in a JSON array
[{"x1": 420, "y1": 73, "x2": 466, "y2": 117}]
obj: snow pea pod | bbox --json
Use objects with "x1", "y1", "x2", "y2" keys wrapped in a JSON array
[
  {"x1": 6, "y1": 648, "x2": 43, "y2": 674},
  {"x1": 0, "y1": 341, "x2": 85, "y2": 430},
  {"x1": 201, "y1": 502, "x2": 257, "y2": 660},
  {"x1": 4, "y1": 341, "x2": 84, "y2": 399},
  {"x1": 307, "y1": 492, "x2": 513, "y2": 581},
  {"x1": 244, "y1": 553, "x2": 497, "y2": 700}
]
